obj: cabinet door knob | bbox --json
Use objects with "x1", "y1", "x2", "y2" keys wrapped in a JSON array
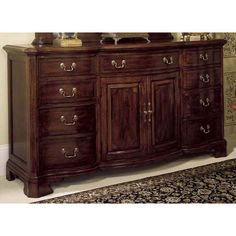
[
  {"x1": 143, "y1": 103, "x2": 148, "y2": 123},
  {"x1": 199, "y1": 74, "x2": 210, "y2": 83},
  {"x1": 163, "y1": 56, "x2": 173, "y2": 65},
  {"x1": 60, "y1": 115, "x2": 79, "y2": 126},
  {"x1": 111, "y1": 60, "x2": 126, "y2": 69},
  {"x1": 199, "y1": 53, "x2": 209, "y2": 62},
  {"x1": 61, "y1": 147, "x2": 79, "y2": 159},
  {"x1": 200, "y1": 124, "x2": 210, "y2": 134},
  {"x1": 60, "y1": 62, "x2": 77, "y2": 71},
  {"x1": 147, "y1": 102, "x2": 153, "y2": 123},
  {"x1": 200, "y1": 98, "x2": 210, "y2": 107},
  {"x1": 59, "y1": 88, "x2": 77, "y2": 98}
]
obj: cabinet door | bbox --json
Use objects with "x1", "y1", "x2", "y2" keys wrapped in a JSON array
[
  {"x1": 101, "y1": 77, "x2": 147, "y2": 161},
  {"x1": 148, "y1": 73, "x2": 180, "y2": 153}
]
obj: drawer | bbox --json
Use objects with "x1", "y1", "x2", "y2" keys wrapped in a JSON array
[
  {"x1": 181, "y1": 47, "x2": 221, "y2": 67},
  {"x1": 40, "y1": 79, "x2": 96, "y2": 105},
  {"x1": 182, "y1": 67, "x2": 221, "y2": 89},
  {"x1": 40, "y1": 105, "x2": 95, "y2": 137},
  {"x1": 39, "y1": 56, "x2": 96, "y2": 77},
  {"x1": 40, "y1": 136, "x2": 96, "y2": 171},
  {"x1": 182, "y1": 117, "x2": 222, "y2": 146},
  {"x1": 182, "y1": 88, "x2": 222, "y2": 117},
  {"x1": 99, "y1": 51, "x2": 179, "y2": 73}
]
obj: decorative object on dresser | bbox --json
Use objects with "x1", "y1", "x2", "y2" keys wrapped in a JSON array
[
  {"x1": 53, "y1": 33, "x2": 82, "y2": 47},
  {"x1": 4, "y1": 33, "x2": 227, "y2": 198},
  {"x1": 181, "y1": 32, "x2": 212, "y2": 41},
  {"x1": 32, "y1": 32, "x2": 174, "y2": 46},
  {"x1": 100, "y1": 33, "x2": 150, "y2": 45}
]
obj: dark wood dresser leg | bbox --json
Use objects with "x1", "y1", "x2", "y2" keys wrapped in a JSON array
[
  {"x1": 6, "y1": 168, "x2": 16, "y2": 181},
  {"x1": 23, "y1": 181, "x2": 53, "y2": 198},
  {"x1": 212, "y1": 140, "x2": 227, "y2": 158}
]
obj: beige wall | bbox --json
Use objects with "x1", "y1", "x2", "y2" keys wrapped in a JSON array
[
  {"x1": 215, "y1": 33, "x2": 236, "y2": 135},
  {"x1": 0, "y1": 33, "x2": 34, "y2": 145}
]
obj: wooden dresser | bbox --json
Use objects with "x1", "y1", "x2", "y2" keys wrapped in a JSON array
[{"x1": 4, "y1": 39, "x2": 227, "y2": 197}]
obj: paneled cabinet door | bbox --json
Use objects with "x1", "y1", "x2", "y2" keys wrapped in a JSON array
[
  {"x1": 148, "y1": 73, "x2": 180, "y2": 153},
  {"x1": 101, "y1": 76, "x2": 147, "y2": 161}
]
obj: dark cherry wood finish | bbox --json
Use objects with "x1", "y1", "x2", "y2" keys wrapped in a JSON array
[
  {"x1": 4, "y1": 38, "x2": 227, "y2": 198},
  {"x1": 99, "y1": 51, "x2": 179, "y2": 73},
  {"x1": 148, "y1": 73, "x2": 179, "y2": 154},
  {"x1": 101, "y1": 76, "x2": 146, "y2": 161}
]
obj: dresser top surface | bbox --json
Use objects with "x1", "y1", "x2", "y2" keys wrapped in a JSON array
[{"x1": 3, "y1": 39, "x2": 226, "y2": 55}]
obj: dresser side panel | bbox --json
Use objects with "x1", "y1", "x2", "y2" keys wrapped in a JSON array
[{"x1": 9, "y1": 56, "x2": 28, "y2": 164}]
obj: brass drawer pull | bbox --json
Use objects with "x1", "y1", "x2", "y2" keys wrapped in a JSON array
[
  {"x1": 199, "y1": 74, "x2": 210, "y2": 83},
  {"x1": 61, "y1": 147, "x2": 79, "y2": 159},
  {"x1": 59, "y1": 88, "x2": 77, "y2": 98},
  {"x1": 147, "y1": 102, "x2": 153, "y2": 123},
  {"x1": 200, "y1": 98, "x2": 210, "y2": 107},
  {"x1": 200, "y1": 124, "x2": 210, "y2": 134},
  {"x1": 60, "y1": 62, "x2": 77, "y2": 71},
  {"x1": 60, "y1": 115, "x2": 79, "y2": 126},
  {"x1": 200, "y1": 53, "x2": 209, "y2": 62},
  {"x1": 111, "y1": 60, "x2": 126, "y2": 69},
  {"x1": 163, "y1": 56, "x2": 173, "y2": 65}
]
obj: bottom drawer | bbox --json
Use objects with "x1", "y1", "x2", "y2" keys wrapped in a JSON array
[
  {"x1": 182, "y1": 117, "x2": 222, "y2": 146},
  {"x1": 40, "y1": 136, "x2": 96, "y2": 171}
]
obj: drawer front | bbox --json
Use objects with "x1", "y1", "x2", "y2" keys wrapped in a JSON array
[
  {"x1": 182, "y1": 67, "x2": 221, "y2": 89},
  {"x1": 182, "y1": 117, "x2": 222, "y2": 146},
  {"x1": 40, "y1": 79, "x2": 96, "y2": 105},
  {"x1": 182, "y1": 48, "x2": 221, "y2": 67},
  {"x1": 39, "y1": 56, "x2": 96, "y2": 77},
  {"x1": 40, "y1": 136, "x2": 96, "y2": 171},
  {"x1": 40, "y1": 105, "x2": 95, "y2": 137},
  {"x1": 100, "y1": 52, "x2": 179, "y2": 73},
  {"x1": 182, "y1": 88, "x2": 222, "y2": 117}
]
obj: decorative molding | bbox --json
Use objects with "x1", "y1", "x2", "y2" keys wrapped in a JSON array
[
  {"x1": 0, "y1": 144, "x2": 8, "y2": 176},
  {"x1": 224, "y1": 72, "x2": 236, "y2": 126}
]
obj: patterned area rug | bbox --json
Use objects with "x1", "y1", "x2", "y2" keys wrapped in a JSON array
[{"x1": 37, "y1": 159, "x2": 236, "y2": 203}]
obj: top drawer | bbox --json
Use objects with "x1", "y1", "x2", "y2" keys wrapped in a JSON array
[
  {"x1": 181, "y1": 47, "x2": 221, "y2": 67},
  {"x1": 39, "y1": 56, "x2": 96, "y2": 77},
  {"x1": 99, "y1": 51, "x2": 179, "y2": 73}
]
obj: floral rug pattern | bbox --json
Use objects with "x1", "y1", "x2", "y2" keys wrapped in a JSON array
[{"x1": 37, "y1": 159, "x2": 236, "y2": 203}]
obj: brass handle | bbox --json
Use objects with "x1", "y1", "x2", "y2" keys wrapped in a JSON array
[
  {"x1": 61, "y1": 147, "x2": 79, "y2": 159},
  {"x1": 200, "y1": 124, "x2": 210, "y2": 134},
  {"x1": 60, "y1": 115, "x2": 79, "y2": 126},
  {"x1": 147, "y1": 102, "x2": 153, "y2": 123},
  {"x1": 200, "y1": 98, "x2": 210, "y2": 107},
  {"x1": 163, "y1": 56, "x2": 173, "y2": 65},
  {"x1": 60, "y1": 62, "x2": 77, "y2": 71},
  {"x1": 59, "y1": 88, "x2": 77, "y2": 98},
  {"x1": 143, "y1": 103, "x2": 148, "y2": 123},
  {"x1": 199, "y1": 53, "x2": 209, "y2": 62},
  {"x1": 200, "y1": 74, "x2": 210, "y2": 83},
  {"x1": 111, "y1": 60, "x2": 126, "y2": 69}
]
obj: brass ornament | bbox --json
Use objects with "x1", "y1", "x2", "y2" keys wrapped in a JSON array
[{"x1": 100, "y1": 33, "x2": 150, "y2": 45}]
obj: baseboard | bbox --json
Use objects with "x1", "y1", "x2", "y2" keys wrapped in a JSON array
[{"x1": 0, "y1": 144, "x2": 9, "y2": 176}]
